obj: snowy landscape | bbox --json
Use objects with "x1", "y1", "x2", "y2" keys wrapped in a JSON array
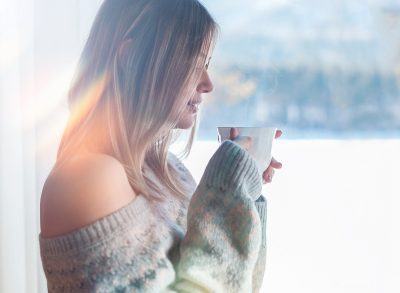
[{"x1": 172, "y1": 138, "x2": 400, "y2": 293}]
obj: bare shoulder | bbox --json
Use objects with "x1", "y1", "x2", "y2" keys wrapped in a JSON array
[{"x1": 40, "y1": 152, "x2": 137, "y2": 238}]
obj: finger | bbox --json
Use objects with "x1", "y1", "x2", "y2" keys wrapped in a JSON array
[
  {"x1": 263, "y1": 166, "x2": 272, "y2": 177},
  {"x1": 233, "y1": 135, "x2": 253, "y2": 151},
  {"x1": 263, "y1": 165, "x2": 275, "y2": 176},
  {"x1": 275, "y1": 129, "x2": 283, "y2": 139},
  {"x1": 230, "y1": 128, "x2": 239, "y2": 140},
  {"x1": 262, "y1": 168, "x2": 275, "y2": 184},
  {"x1": 270, "y1": 157, "x2": 282, "y2": 169}
]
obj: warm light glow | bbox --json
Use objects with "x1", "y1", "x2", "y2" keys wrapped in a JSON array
[
  {"x1": 66, "y1": 72, "x2": 110, "y2": 132},
  {"x1": 33, "y1": 68, "x2": 109, "y2": 156}
]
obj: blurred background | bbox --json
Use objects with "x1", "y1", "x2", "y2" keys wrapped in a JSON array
[{"x1": 0, "y1": 0, "x2": 399, "y2": 292}]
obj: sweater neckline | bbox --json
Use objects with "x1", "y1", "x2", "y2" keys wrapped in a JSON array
[{"x1": 39, "y1": 195, "x2": 152, "y2": 256}]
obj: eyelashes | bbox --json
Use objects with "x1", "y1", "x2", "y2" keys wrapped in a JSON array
[
  {"x1": 195, "y1": 62, "x2": 210, "y2": 71},
  {"x1": 205, "y1": 59, "x2": 211, "y2": 70},
  {"x1": 195, "y1": 57, "x2": 211, "y2": 72}
]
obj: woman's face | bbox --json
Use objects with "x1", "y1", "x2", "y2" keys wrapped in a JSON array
[{"x1": 175, "y1": 53, "x2": 214, "y2": 129}]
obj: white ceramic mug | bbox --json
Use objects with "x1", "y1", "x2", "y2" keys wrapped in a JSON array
[{"x1": 217, "y1": 127, "x2": 277, "y2": 176}]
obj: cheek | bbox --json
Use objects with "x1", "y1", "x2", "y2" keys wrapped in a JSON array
[{"x1": 175, "y1": 110, "x2": 196, "y2": 129}]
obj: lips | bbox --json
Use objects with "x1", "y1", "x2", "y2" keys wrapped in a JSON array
[
  {"x1": 187, "y1": 99, "x2": 202, "y2": 106},
  {"x1": 187, "y1": 99, "x2": 201, "y2": 113}
]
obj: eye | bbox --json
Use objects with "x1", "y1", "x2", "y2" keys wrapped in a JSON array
[{"x1": 205, "y1": 60, "x2": 211, "y2": 70}]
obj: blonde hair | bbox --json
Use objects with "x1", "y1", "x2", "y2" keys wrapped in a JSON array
[{"x1": 56, "y1": 0, "x2": 219, "y2": 202}]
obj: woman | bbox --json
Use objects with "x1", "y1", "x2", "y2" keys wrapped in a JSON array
[{"x1": 39, "y1": 0, "x2": 282, "y2": 292}]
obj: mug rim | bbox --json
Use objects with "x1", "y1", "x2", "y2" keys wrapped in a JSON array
[{"x1": 217, "y1": 126, "x2": 276, "y2": 129}]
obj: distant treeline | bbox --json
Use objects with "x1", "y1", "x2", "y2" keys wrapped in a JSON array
[{"x1": 198, "y1": 66, "x2": 400, "y2": 138}]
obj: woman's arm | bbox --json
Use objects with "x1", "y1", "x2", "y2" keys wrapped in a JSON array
[
  {"x1": 169, "y1": 140, "x2": 264, "y2": 292},
  {"x1": 252, "y1": 196, "x2": 267, "y2": 293}
]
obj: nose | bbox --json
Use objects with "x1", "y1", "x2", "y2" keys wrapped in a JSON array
[{"x1": 196, "y1": 69, "x2": 214, "y2": 93}]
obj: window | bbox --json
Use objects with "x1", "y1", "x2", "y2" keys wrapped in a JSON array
[
  {"x1": 175, "y1": 1, "x2": 399, "y2": 292},
  {"x1": 1, "y1": 1, "x2": 398, "y2": 292}
]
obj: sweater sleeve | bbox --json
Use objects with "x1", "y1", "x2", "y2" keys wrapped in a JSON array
[
  {"x1": 252, "y1": 196, "x2": 267, "y2": 293},
  {"x1": 39, "y1": 140, "x2": 265, "y2": 293},
  {"x1": 168, "y1": 140, "x2": 264, "y2": 293}
]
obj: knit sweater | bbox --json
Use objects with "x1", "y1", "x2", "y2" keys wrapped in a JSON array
[{"x1": 39, "y1": 140, "x2": 267, "y2": 293}]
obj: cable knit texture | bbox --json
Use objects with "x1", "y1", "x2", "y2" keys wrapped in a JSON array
[{"x1": 39, "y1": 140, "x2": 267, "y2": 292}]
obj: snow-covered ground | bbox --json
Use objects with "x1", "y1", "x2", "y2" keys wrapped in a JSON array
[{"x1": 172, "y1": 139, "x2": 400, "y2": 293}]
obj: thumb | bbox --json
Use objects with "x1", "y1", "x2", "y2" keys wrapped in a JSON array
[
  {"x1": 230, "y1": 127, "x2": 240, "y2": 140},
  {"x1": 232, "y1": 135, "x2": 252, "y2": 151}
]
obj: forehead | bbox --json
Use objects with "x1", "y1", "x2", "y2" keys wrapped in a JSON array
[{"x1": 200, "y1": 38, "x2": 216, "y2": 60}]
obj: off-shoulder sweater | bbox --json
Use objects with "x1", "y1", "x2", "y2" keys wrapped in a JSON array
[{"x1": 39, "y1": 140, "x2": 267, "y2": 292}]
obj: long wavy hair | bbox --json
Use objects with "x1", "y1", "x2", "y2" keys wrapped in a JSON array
[{"x1": 56, "y1": 0, "x2": 219, "y2": 202}]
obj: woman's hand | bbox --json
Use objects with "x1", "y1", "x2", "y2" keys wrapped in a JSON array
[
  {"x1": 229, "y1": 128, "x2": 253, "y2": 151},
  {"x1": 262, "y1": 130, "x2": 282, "y2": 184},
  {"x1": 229, "y1": 128, "x2": 283, "y2": 185}
]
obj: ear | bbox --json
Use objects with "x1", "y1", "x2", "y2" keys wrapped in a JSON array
[{"x1": 117, "y1": 39, "x2": 134, "y2": 71}]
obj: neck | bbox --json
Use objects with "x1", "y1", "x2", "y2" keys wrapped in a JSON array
[{"x1": 81, "y1": 105, "x2": 113, "y2": 156}]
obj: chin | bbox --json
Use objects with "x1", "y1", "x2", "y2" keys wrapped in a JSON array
[{"x1": 175, "y1": 114, "x2": 196, "y2": 129}]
